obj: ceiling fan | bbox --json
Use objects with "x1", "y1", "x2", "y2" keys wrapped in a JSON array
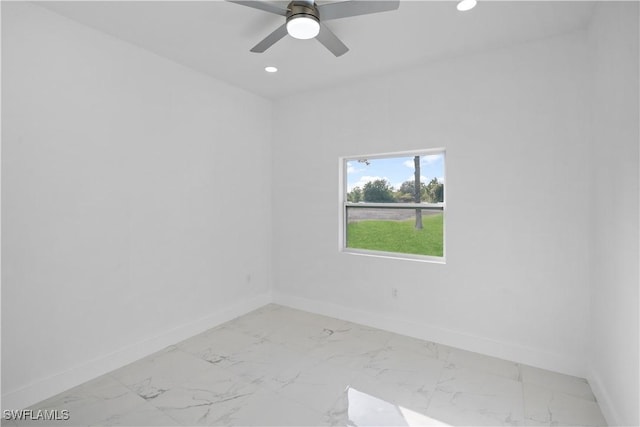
[{"x1": 228, "y1": 0, "x2": 400, "y2": 57}]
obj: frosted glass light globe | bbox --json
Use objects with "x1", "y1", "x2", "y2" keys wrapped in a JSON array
[
  {"x1": 457, "y1": 0, "x2": 477, "y2": 11},
  {"x1": 287, "y1": 16, "x2": 320, "y2": 40}
]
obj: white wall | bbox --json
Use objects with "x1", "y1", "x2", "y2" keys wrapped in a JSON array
[
  {"x1": 272, "y1": 32, "x2": 593, "y2": 377},
  {"x1": 588, "y1": 3, "x2": 639, "y2": 426},
  {"x1": 1, "y1": 2, "x2": 272, "y2": 409},
  {"x1": 3, "y1": 1, "x2": 638, "y2": 421}
]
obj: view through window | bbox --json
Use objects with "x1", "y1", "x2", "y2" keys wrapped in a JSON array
[{"x1": 342, "y1": 150, "x2": 445, "y2": 260}]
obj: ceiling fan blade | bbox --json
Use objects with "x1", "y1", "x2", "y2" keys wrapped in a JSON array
[
  {"x1": 317, "y1": 0, "x2": 400, "y2": 21},
  {"x1": 250, "y1": 23, "x2": 288, "y2": 53},
  {"x1": 227, "y1": 0, "x2": 288, "y2": 16},
  {"x1": 316, "y1": 23, "x2": 349, "y2": 57}
]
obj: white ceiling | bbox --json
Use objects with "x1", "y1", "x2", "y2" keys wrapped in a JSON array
[{"x1": 37, "y1": 1, "x2": 596, "y2": 100}]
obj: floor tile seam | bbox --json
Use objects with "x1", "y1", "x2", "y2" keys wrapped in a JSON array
[
  {"x1": 522, "y1": 381, "x2": 599, "y2": 404},
  {"x1": 172, "y1": 344, "x2": 234, "y2": 368},
  {"x1": 423, "y1": 353, "x2": 450, "y2": 415},
  {"x1": 379, "y1": 378, "x2": 440, "y2": 412},
  {"x1": 386, "y1": 345, "x2": 449, "y2": 363},
  {"x1": 471, "y1": 368, "x2": 527, "y2": 388},
  {"x1": 204, "y1": 361, "x2": 271, "y2": 394},
  {"x1": 146, "y1": 402, "x2": 190, "y2": 427},
  {"x1": 42, "y1": 306, "x2": 607, "y2": 427},
  {"x1": 517, "y1": 363, "x2": 525, "y2": 382},
  {"x1": 169, "y1": 347, "x2": 252, "y2": 387},
  {"x1": 520, "y1": 375, "x2": 594, "y2": 391},
  {"x1": 521, "y1": 396, "x2": 604, "y2": 427},
  {"x1": 36, "y1": 375, "x2": 173, "y2": 427},
  {"x1": 264, "y1": 337, "x2": 324, "y2": 358},
  {"x1": 443, "y1": 359, "x2": 522, "y2": 383},
  {"x1": 447, "y1": 347, "x2": 523, "y2": 367},
  {"x1": 335, "y1": 332, "x2": 394, "y2": 348},
  {"x1": 179, "y1": 344, "x2": 278, "y2": 370},
  {"x1": 104, "y1": 370, "x2": 188, "y2": 424},
  {"x1": 95, "y1": 396, "x2": 184, "y2": 427},
  {"x1": 140, "y1": 381, "x2": 256, "y2": 427},
  {"x1": 255, "y1": 353, "x2": 360, "y2": 415},
  {"x1": 436, "y1": 342, "x2": 453, "y2": 364},
  {"x1": 221, "y1": 358, "x2": 307, "y2": 394},
  {"x1": 105, "y1": 371, "x2": 151, "y2": 400},
  {"x1": 105, "y1": 352, "x2": 255, "y2": 413},
  {"x1": 380, "y1": 340, "x2": 447, "y2": 356},
  {"x1": 520, "y1": 365, "x2": 590, "y2": 382},
  {"x1": 519, "y1": 368, "x2": 528, "y2": 423},
  {"x1": 429, "y1": 363, "x2": 527, "y2": 408},
  {"x1": 520, "y1": 375, "x2": 592, "y2": 390},
  {"x1": 260, "y1": 358, "x2": 354, "y2": 394},
  {"x1": 236, "y1": 376, "x2": 333, "y2": 425},
  {"x1": 259, "y1": 384, "x2": 334, "y2": 420}
]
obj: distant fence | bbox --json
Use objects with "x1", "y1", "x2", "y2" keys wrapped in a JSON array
[{"x1": 346, "y1": 207, "x2": 440, "y2": 222}]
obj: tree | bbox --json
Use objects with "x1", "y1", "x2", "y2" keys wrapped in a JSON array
[
  {"x1": 396, "y1": 180, "x2": 427, "y2": 202},
  {"x1": 414, "y1": 156, "x2": 423, "y2": 229},
  {"x1": 363, "y1": 179, "x2": 395, "y2": 202},
  {"x1": 425, "y1": 178, "x2": 444, "y2": 203},
  {"x1": 434, "y1": 182, "x2": 444, "y2": 202},
  {"x1": 394, "y1": 190, "x2": 415, "y2": 203},
  {"x1": 348, "y1": 186, "x2": 362, "y2": 203},
  {"x1": 398, "y1": 180, "x2": 417, "y2": 195}
]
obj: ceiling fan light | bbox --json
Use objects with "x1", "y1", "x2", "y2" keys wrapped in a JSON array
[
  {"x1": 457, "y1": 0, "x2": 477, "y2": 11},
  {"x1": 286, "y1": 15, "x2": 320, "y2": 40}
]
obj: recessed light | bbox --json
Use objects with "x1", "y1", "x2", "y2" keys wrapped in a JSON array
[
  {"x1": 265, "y1": 66, "x2": 278, "y2": 73},
  {"x1": 457, "y1": 0, "x2": 477, "y2": 12}
]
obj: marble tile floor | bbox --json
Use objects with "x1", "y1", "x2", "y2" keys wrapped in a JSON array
[{"x1": 5, "y1": 304, "x2": 607, "y2": 426}]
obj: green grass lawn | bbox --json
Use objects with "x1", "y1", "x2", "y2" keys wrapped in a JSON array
[{"x1": 347, "y1": 213, "x2": 443, "y2": 257}]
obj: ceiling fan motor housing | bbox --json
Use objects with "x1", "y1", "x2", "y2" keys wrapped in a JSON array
[{"x1": 286, "y1": 1, "x2": 320, "y2": 24}]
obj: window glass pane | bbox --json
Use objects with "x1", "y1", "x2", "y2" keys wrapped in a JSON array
[
  {"x1": 346, "y1": 206, "x2": 443, "y2": 257},
  {"x1": 346, "y1": 154, "x2": 444, "y2": 204}
]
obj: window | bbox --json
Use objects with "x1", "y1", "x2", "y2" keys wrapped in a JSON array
[{"x1": 340, "y1": 149, "x2": 445, "y2": 262}]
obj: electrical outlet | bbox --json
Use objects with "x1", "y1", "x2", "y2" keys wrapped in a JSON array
[{"x1": 392, "y1": 288, "x2": 398, "y2": 298}]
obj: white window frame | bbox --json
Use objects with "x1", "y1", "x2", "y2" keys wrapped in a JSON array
[{"x1": 338, "y1": 148, "x2": 446, "y2": 263}]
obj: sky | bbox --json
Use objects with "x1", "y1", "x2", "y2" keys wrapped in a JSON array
[{"x1": 346, "y1": 153, "x2": 445, "y2": 192}]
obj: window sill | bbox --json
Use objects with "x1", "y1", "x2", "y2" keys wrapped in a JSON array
[{"x1": 341, "y1": 248, "x2": 446, "y2": 264}]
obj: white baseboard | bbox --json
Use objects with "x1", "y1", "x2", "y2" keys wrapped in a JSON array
[
  {"x1": 4, "y1": 290, "x2": 589, "y2": 411},
  {"x1": 1, "y1": 293, "x2": 272, "y2": 411},
  {"x1": 588, "y1": 368, "x2": 622, "y2": 427},
  {"x1": 273, "y1": 292, "x2": 586, "y2": 378}
]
